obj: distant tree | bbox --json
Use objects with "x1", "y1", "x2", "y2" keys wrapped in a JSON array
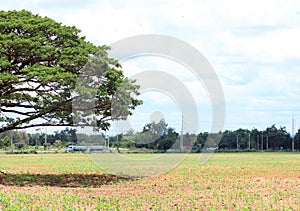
[
  {"x1": 294, "y1": 129, "x2": 300, "y2": 151},
  {"x1": 108, "y1": 134, "x2": 122, "y2": 152},
  {"x1": 14, "y1": 131, "x2": 29, "y2": 146},
  {"x1": 15, "y1": 142, "x2": 25, "y2": 150},
  {"x1": 196, "y1": 132, "x2": 209, "y2": 149},
  {"x1": 28, "y1": 132, "x2": 45, "y2": 146},
  {"x1": 204, "y1": 133, "x2": 220, "y2": 148},
  {"x1": 265, "y1": 124, "x2": 278, "y2": 150},
  {"x1": 277, "y1": 126, "x2": 292, "y2": 149},
  {"x1": 0, "y1": 135, "x2": 10, "y2": 150},
  {"x1": 234, "y1": 128, "x2": 250, "y2": 149},
  {"x1": 250, "y1": 128, "x2": 261, "y2": 150},
  {"x1": 0, "y1": 10, "x2": 141, "y2": 133},
  {"x1": 142, "y1": 120, "x2": 168, "y2": 138},
  {"x1": 43, "y1": 142, "x2": 50, "y2": 150},
  {"x1": 136, "y1": 119, "x2": 168, "y2": 149},
  {"x1": 54, "y1": 140, "x2": 62, "y2": 149},
  {"x1": 53, "y1": 128, "x2": 77, "y2": 145},
  {"x1": 265, "y1": 125, "x2": 292, "y2": 150},
  {"x1": 119, "y1": 140, "x2": 135, "y2": 149},
  {"x1": 130, "y1": 120, "x2": 179, "y2": 151},
  {"x1": 157, "y1": 128, "x2": 178, "y2": 152},
  {"x1": 219, "y1": 130, "x2": 235, "y2": 149}
]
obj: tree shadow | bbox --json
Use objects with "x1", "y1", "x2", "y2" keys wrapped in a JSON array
[{"x1": 0, "y1": 172, "x2": 132, "y2": 188}]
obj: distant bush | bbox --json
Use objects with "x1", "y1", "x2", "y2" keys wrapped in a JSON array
[
  {"x1": 15, "y1": 143, "x2": 25, "y2": 150},
  {"x1": 6, "y1": 150, "x2": 38, "y2": 154},
  {"x1": 195, "y1": 149, "x2": 260, "y2": 153},
  {"x1": 215, "y1": 149, "x2": 259, "y2": 153}
]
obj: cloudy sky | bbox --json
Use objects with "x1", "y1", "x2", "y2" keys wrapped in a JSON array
[{"x1": 2, "y1": 0, "x2": 300, "y2": 134}]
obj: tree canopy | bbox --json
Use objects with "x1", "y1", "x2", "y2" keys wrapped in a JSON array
[
  {"x1": 0, "y1": 10, "x2": 141, "y2": 133},
  {"x1": 124, "y1": 119, "x2": 179, "y2": 152}
]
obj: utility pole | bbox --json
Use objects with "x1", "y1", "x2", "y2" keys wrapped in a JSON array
[
  {"x1": 45, "y1": 126, "x2": 47, "y2": 144},
  {"x1": 292, "y1": 117, "x2": 295, "y2": 152},
  {"x1": 180, "y1": 115, "x2": 183, "y2": 152},
  {"x1": 180, "y1": 130, "x2": 183, "y2": 152},
  {"x1": 236, "y1": 135, "x2": 239, "y2": 150},
  {"x1": 261, "y1": 133, "x2": 263, "y2": 151},
  {"x1": 248, "y1": 133, "x2": 251, "y2": 150},
  {"x1": 266, "y1": 135, "x2": 268, "y2": 151},
  {"x1": 10, "y1": 131, "x2": 14, "y2": 153},
  {"x1": 257, "y1": 135, "x2": 259, "y2": 150},
  {"x1": 44, "y1": 126, "x2": 48, "y2": 150},
  {"x1": 104, "y1": 132, "x2": 108, "y2": 152},
  {"x1": 116, "y1": 133, "x2": 120, "y2": 153},
  {"x1": 108, "y1": 137, "x2": 110, "y2": 152}
]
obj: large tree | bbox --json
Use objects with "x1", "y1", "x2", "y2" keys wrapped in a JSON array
[
  {"x1": 294, "y1": 129, "x2": 300, "y2": 151},
  {"x1": 0, "y1": 10, "x2": 141, "y2": 133}
]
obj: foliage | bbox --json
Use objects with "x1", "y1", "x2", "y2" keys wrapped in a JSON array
[
  {"x1": 156, "y1": 127, "x2": 178, "y2": 152},
  {"x1": 193, "y1": 125, "x2": 294, "y2": 150},
  {"x1": 113, "y1": 120, "x2": 179, "y2": 152},
  {"x1": 0, "y1": 135, "x2": 10, "y2": 149},
  {"x1": 0, "y1": 10, "x2": 141, "y2": 133},
  {"x1": 43, "y1": 142, "x2": 50, "y2": 150},
  {"x1": 118, "y1": 140, "x2": 135, "y2": 149},
  {"x1": 15, "y1": 142, "x2": 24, "y2": 150},
  {"x1": 53, "y1": 140, "x2": 62, "y2": 149},
  {"x1": 0, "y1": 130, "x2": 29, "y2": 151},
  {"x1": 293, "y1": 128, "x2": 300, "y2": 151}
]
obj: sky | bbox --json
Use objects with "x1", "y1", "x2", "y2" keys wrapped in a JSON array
[{"x1": 2, "y1": 0, "x2": 300, "y2": 135}]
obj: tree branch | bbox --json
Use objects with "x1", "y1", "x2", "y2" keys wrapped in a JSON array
[{"x1": 0, "y1": 108, "x2": 36, "y2": 116}]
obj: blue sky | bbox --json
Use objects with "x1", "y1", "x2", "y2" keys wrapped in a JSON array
[{"x1": 2, "y1": 0, "x2": 300, "y2": 134}]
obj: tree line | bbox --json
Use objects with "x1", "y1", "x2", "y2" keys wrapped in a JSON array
[
  {"x1": 198, "y1": 125, "x2": 298, "y2": 151},
  {"x1": 0, "y1": 121, "x2": 299, "y2": 152}
]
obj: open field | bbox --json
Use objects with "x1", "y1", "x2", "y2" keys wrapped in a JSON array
[{"x1": 0, "y1": 152, "x2": 299, "y2": 210}]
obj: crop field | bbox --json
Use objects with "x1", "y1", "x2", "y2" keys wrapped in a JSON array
[{"x1": 0, "y1": 152, "x2": 299, "y2": 210}]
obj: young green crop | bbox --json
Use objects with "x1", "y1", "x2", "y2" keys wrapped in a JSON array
[{"x1": 0, "y1": 152, "x2": 299, "y2": 210}]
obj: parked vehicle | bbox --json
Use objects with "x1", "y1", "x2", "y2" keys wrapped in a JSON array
[{"x1": 66, "y1": 145, "x2": 104, "y2": 152}]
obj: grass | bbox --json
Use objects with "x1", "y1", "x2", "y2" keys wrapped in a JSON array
[{"x1": 0, "y1": 152, "x2": 299, "y2": 210}]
